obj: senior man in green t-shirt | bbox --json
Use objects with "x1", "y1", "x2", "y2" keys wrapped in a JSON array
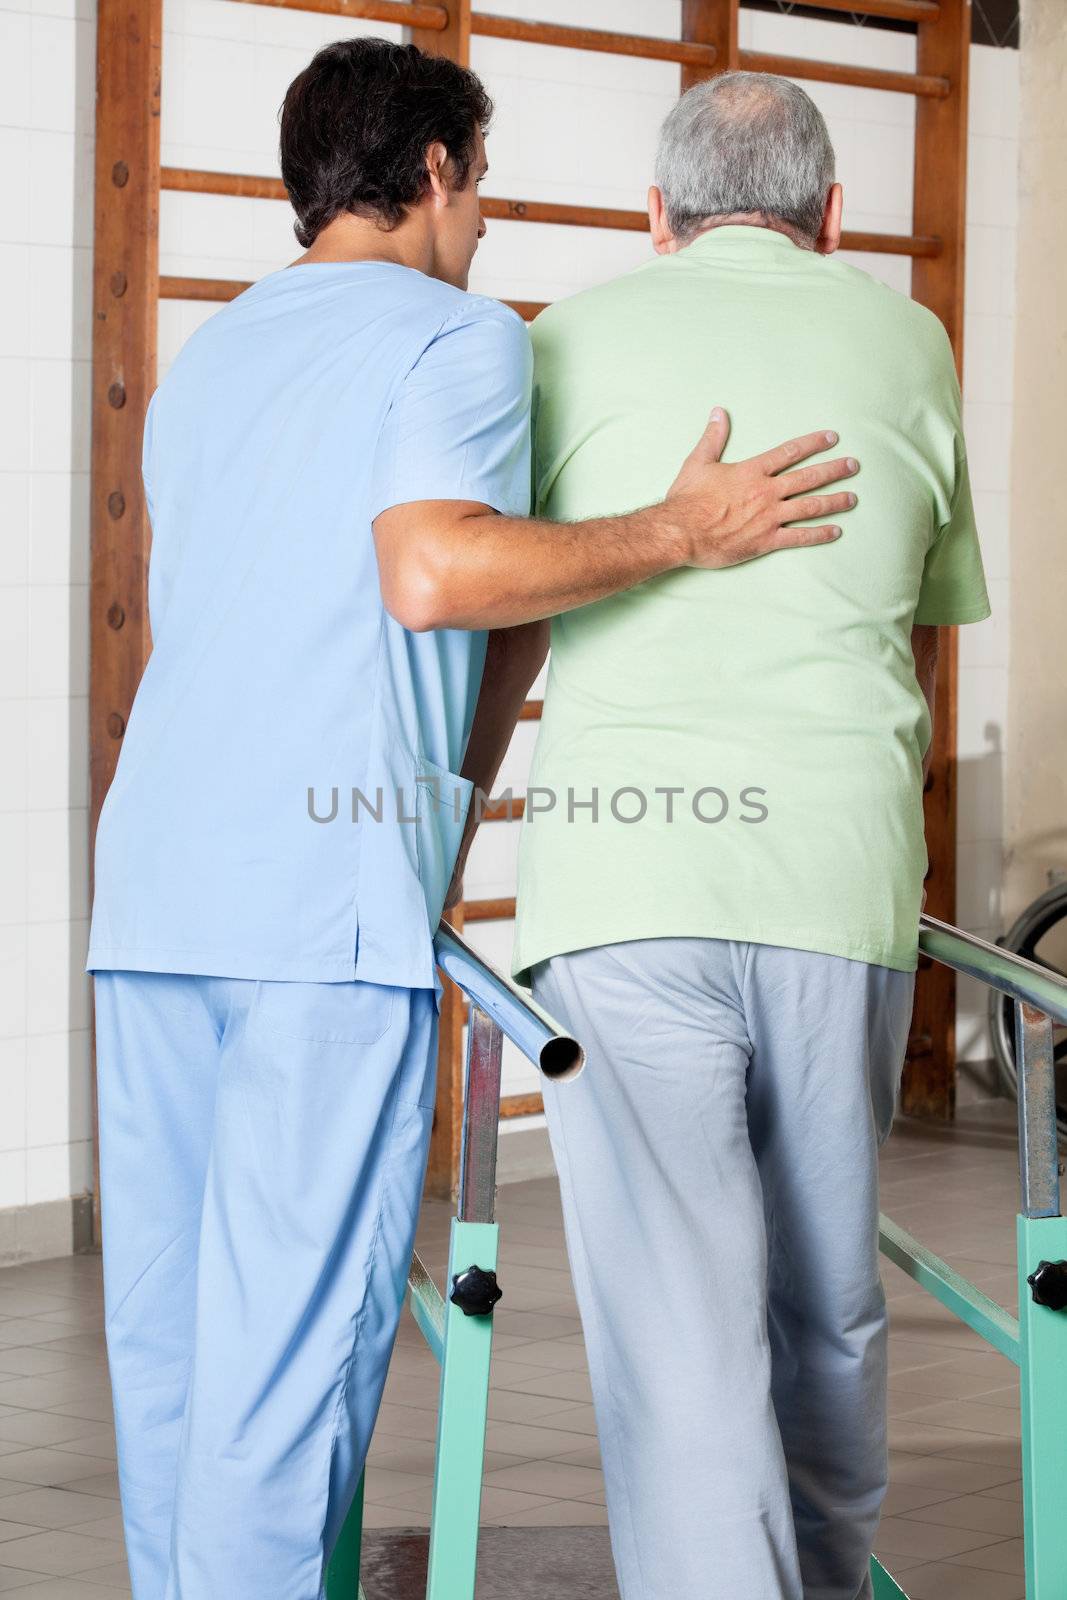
[{"x1": 507, "y1": 74, "x2": 989, "y2": 1600}]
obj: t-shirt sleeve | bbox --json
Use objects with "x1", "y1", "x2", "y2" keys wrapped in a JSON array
[
  {"x1": 369, "y1": 300, "x2": 533, "y2": 521},
  {"x1": 913, "y1": 435, "x2": 991, "y2": 625}
]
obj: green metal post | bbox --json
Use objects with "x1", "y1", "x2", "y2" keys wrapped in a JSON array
[
  {"x1": 1017, "y1": 1213, "x2": 1067, "y2": 1598},
  {"x1": 425, "y1": 1217, "x2": 500, "y2": 1600},
  {"x1": 325, "y1": 1468, "x2": 366, "y2": 1600}
]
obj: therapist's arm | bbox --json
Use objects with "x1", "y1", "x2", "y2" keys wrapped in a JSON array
[
  {"x1": 912, "y1": 621, "x2": 940, "y2": 914},
  {"x1": 374, "y1": 411, "x2": 859, "y2": 632},
  {"x1": 912, "y1": 623, "x2": 940, "y2": 784},
  {"x1": 443, "y1": 620, "x2": 550, "y2": 910}
]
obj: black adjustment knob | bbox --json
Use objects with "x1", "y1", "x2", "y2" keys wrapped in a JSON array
[
  {"x1": 1027, "y1": 1259, "x2": 1067, "y2": 1310},
  {"x1": 450, "y1": 1265, "x2": 503, "y2": 1318}
]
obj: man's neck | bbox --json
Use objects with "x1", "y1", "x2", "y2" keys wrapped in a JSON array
[
  {"x1": 289, "y1": 213, "x2": 434, "y2": 274},
  {"x1": 681, "y1": 212, "x2": 815, "y2": 252}
]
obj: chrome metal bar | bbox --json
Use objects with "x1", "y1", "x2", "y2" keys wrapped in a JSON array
[
  {"x1": 919, "y1": 914, "x2": 1067, "y2": 1023},
  {"x1": 1015, "y1": 1001, "x2": 1061, "y2": 1219},
  {"x1": 434, "y1": 920, "x2": 585, "y2": 1081},
  {"x1": 407, "y1": 1251, "x2": 446, "y2": 1363},
  {"x1": 457, "y1": 1006, "x2": 504, "y2": 1225}
]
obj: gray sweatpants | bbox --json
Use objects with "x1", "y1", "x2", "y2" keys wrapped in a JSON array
[{"x1": 529, "y1": 936, "x2": 914, "y2": 1600}]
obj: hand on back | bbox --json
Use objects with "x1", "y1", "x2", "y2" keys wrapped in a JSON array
[{"x1": 667, "y1": 407, "x2": 859, "y2": 569}]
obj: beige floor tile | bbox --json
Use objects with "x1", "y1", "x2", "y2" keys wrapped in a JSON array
[
  {"x1": 873, "y1": 1515, "x2": 1008, "y2": 1561},
  {"x1": 482, "y1": 1421, "x2": 601, "y2": 1460},
  {"x1": 497, "y1": 1371, "x2": 593, "y2": 1403},
  {"x1": 481, "y1": 1461, "x2": 604, "y2": 1499},
  {"x1": 900, "y1": 1491, "x2": 1022, "y2": 1538},
  {"x1": 0, "y1": 1416, "x2": 103, "y2": 1450},
  {"x1": 481, "y1": 1499, "x2": 609, "y2": 1528},
  {"x1": 0, "y1": 1489, "x2": 118, "y2": 1531},
  {"x1": 0, "y1": 1452, "x2": 116, "y2": 1489},
  {"x1": 894, "y1": 1559, "x2": 1024, "y2": 1598},
  {"x1": 485, "y1": 1388, "x2": 579, "y2": 1424},
  {"x1": 0, "y1": 1528, "x2": 125, "y2": 1576},
  {"x1": 0, "y1": 1583, "x2": 128, "y2": 1599},
  {"x1": 947, "y1": 1537, "x2": 1026, "y2": 1576}
]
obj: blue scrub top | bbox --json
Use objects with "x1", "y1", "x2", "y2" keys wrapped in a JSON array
[{"x1": 86, "y1": 262, "x2": 533, "y2": 997}]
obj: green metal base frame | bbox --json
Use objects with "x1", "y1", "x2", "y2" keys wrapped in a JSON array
[
  {"x1": 1017, "y1": 1213, "x2": 1067, "y2": 1599},
  {"x1": 426, "y1": 1218, "x2": 499, "y2": 1600},
  {"x1": 871, "y1": 1556, "x2": 910, "y2": 1598}
]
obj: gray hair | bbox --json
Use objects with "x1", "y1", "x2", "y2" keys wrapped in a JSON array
[{"x1": 654, "y1": 72, "x2": 835, "y2": 244}]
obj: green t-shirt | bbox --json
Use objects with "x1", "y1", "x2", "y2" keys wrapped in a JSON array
[{"x1": 510, "y1": 224, "x2": 990, "y2": 987}]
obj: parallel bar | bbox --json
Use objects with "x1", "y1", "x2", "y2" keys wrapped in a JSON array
[
  {"x1": 160, "y1": 171, "x2": 941, "y2": 261},
  {"x1": 739, "y1": 48, "x2": 949, "y2": 99},
  {"x1": 471, "y1": 13, "x2": 717, "y2": 68},
  {"x1": 434, "y1": 921, "x2": 584, "y2": 1081},
  {"x1": 789, "y1": 0, "x2": 938, "y2": 17},
  {"x1": 879, "y1": 1214, "x2": 1021, "y2": 1364},
  {"x1": 225, "y1": 0, "x2": 447, "y2": 23},
  {"x1": 1015, "y1": 1002, "x2": 1061, "y2": 1219},
  {"x1": 408, "y1": 1252, "x2": 446, "y2": 1364},
  {"x1": 519, "y1": 699, "x2": 543, "y2": 720},
  {"x1": 919, "y1": 915, "x2": 1067, "y2": 1025}
]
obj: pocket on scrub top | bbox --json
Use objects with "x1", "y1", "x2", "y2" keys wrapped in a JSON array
[
  {"x1": 414, "y1": 755, "x2": 475, "y2": 932},
  {"x1": 250, "y1": 979, "x2": 395, "y2": 1046}
]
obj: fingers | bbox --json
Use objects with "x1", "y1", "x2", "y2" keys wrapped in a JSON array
[
  {"x1": 770, "y1": 523, "x2": 844, "y2": 549},
  {"x1": 752, "y1": 429, "x2": 839, "y2": 476},
  {"x1": 778, "y1": 456, "x2": 859, "y2": 496},
  {"x1": 780, "y1": 489, "x2": 858, "y2": 523},
  {"x1": 686, "y1": 406, "x2": 731, "y2": 466}
]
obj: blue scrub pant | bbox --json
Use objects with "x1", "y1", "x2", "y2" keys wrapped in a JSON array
[
  {"x1": 530, "y1": 937, "x2": 914, "y2": 1600},
  {"x1": 93, "y1": 970, "x2": 439, "y2": 1600}
]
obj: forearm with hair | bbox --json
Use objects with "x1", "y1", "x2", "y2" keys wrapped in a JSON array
[
  {"x1": 378, "y1": 501, "x2": 695, "y2": 633},
  {"x1": 444, "y1": 620, "x2": 550, "y2": 904}
]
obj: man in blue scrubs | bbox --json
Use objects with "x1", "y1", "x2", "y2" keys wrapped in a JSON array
[{"x1": 86, "y1": 37, "x2": 862, "y2": 1597}]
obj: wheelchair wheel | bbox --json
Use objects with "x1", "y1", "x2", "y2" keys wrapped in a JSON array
[{"x1": 988, "y1": 879, "x2": 1067, "y2": 1140}]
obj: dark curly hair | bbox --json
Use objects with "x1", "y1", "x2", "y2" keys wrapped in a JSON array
[{"x1": 279, "y1": 37, "x2": 493, "y2": 247}]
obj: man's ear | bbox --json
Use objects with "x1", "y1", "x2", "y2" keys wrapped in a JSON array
[
  {"x1": 425, "y1": 141, "x2": 452, "y2": 206},
  {"x1": 648, "y1": 185, "x2": 675, "y2": 255},
  {"x1": 816, "y1": 182, "x2": 843, "y2": 256}
]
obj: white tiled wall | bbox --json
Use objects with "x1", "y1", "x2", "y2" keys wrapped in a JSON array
[
  {"x1": 0, "y1": 0, "x2": 95, "y2": 1210},
  {"x1": 0, "y1": 0, "x2": 1020, "y2": 1207}
]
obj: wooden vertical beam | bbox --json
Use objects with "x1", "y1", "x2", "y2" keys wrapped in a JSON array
[
  {"x1": 89, "y1": 0, "x2": 162, "y2": 1241},
  {"x1": 408, "y1": 0, "x2": 469, "y2": 63},
  {"x1": 681, "y1": 0, "x2": 738, "y2": 90},
  {"x1": 904, "y1": 0, "x2": 970, "y2": 1120},
  {"x1": 409, "y1": 0, "x2": 473, "y2": 1197}
]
